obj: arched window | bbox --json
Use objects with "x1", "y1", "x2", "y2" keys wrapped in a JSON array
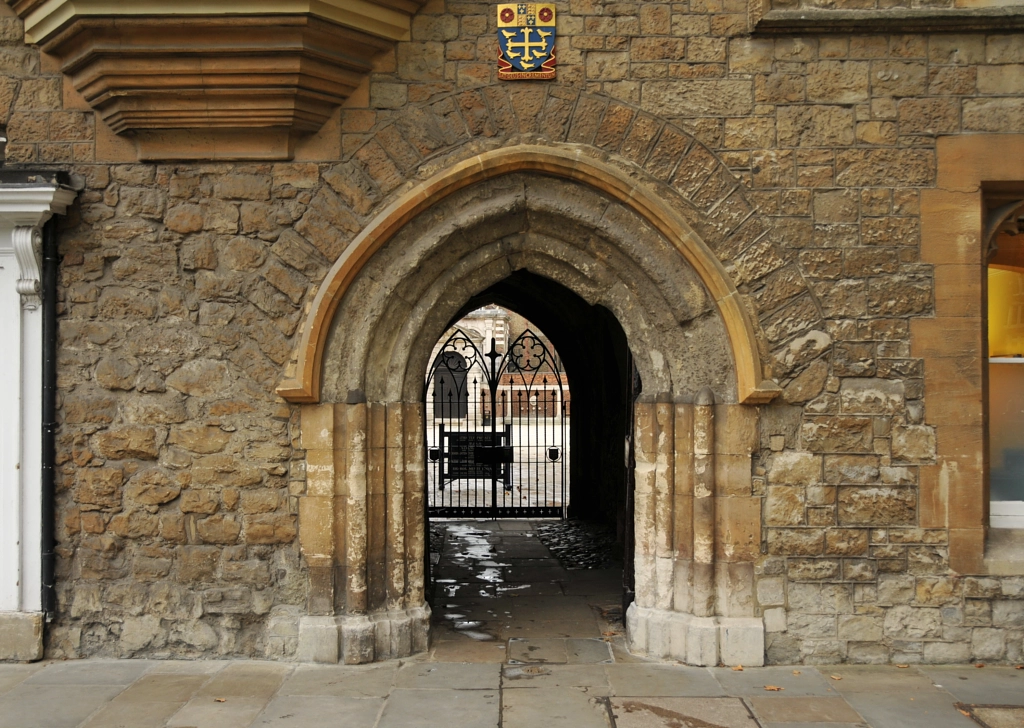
[{"x1": 432, "y1": 352, "x2": 469, "y2": 419}]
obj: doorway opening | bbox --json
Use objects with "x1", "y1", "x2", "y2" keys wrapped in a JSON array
[
  {"x1": 423, "y1": 272, "x2": 640, "y2": 659},
  {"x1": 425, "y1": 307, "x2": 570, "y2": 518}
]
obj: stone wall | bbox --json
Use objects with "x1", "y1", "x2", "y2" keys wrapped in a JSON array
[{"x1": 0, "y1": 0, "x2": 1022, "y2": 663}]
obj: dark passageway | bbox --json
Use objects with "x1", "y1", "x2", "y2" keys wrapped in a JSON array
[{"x1": 425, "y1": 271, "x2": 642, "y2": 660}]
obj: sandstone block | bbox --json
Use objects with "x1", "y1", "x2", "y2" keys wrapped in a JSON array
[
  {"x1": 642, "y1": 79, "x2": 753, "y2": 117},
  {"x1": 0, "y1": 612, "x2": 43, "y2": 662},
  {"x1": 891, "y1": 425, "x2": 936, "y2": 462},
  {"x1": 125, "y1": 469, "x2": 181, "y2": 506},
  {"x1": 177, "y1": 546, "x2": 219, "y2": 583},
  {"x1": 196, "y1": 514, "x2": 241, "y2": 544},
  {"x1": 787, "y1": 558, "x2": 840, "y2": 581},
  {"x1": 766, "y1": 486, "x2": 807, "y2": 526},
  {"x1": 839, "y1": 485, "x2": 916, "y2": 526},
  {"x1": 806, "y1": 61, "x2": 870, "y2": 103},
  {"x1": 166, "y1": 359, "x2": 230, "y2": 397},
  {"x1": 75, "y1": 468, "x2": 123, "y2": 512},
  {"x1": 838, "y1": 614, "x2": 882, "y2": 642},
  {"x1": 768, "y1": 528, "x2": 823, "y2": 556},
  {"x1": 840, "y1": 379, "x2": 905, "y2": 415},
  {"x1": 884, "y1": 605, "x2": 941, "y2": 639},
  {"x1": 245, "y1": 514, "x2": 297, "y2": 544},
  {"x1": 181, "y1": 490, "x2": 219, "y2": 515},
  {"x1": 825, "y1": 529, "x2": 869, "y2": 556},
  {"x1": 192, "y1": 454, "x2": 263, "y2": 487},
  {"x1": 972, "y1": 628, "x2": 1006, "y2": 661},
  {"x1": 802, "y1": 416, "x2": 873, "y2": 453},
  {"x1": 95, "y1": 426, "x2": 162, "y2": 460},
  {"x1": 168, "y1": 424, "x2": 231, "y2": 454},
  {"x1": 95, "y1": 356, "x2": 140, "y2": 390},
  {"x1": 778, "y1": 105, "x2": 855, "y2": 147}
]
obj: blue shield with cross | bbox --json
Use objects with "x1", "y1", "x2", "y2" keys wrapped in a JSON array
[{"x1": 497, "y1": 3, "x2": 556, "y2": 80}]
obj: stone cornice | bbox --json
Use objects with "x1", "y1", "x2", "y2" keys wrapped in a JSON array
[
  {"x1": 755, "y1": 5, "x2": 1024, "y2": 33},
  {"x1": 16, "y1": 0, "x2": 425, "y2": 44},
  {"x1": 11, "y1": 1, "x2": 427, "y2": 160}
]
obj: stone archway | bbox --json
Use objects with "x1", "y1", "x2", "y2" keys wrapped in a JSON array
[{"x1": 280, "y1": 140, "x2": 805, "y2": 666}]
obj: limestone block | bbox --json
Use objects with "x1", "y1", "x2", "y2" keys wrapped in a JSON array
[
  {"x1": 719, "y1": 618, "x2": 765, "y2": 667},
  {"x1": 297, "y1": 616, "x2": 339, "y2": 664},
  {"x1": 687, "y1": 616, "x2": 720, "y2": 666},
  {"x1": 0, "y1": 612, "x2": 43, "y2": 662}
]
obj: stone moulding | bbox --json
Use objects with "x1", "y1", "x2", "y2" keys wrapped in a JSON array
[
  {"x1": 13, "y1": 1, "x2": 426, "y2": 160},
  {"x1": 916, "y1": 134, "x2": 1024, "y2": 576},
  {"x1": 276, "y1": 145, "x2": 782, "y2": 407},
  {"x1": 755, "y1": 6, "x2": 1024, "y2": 33}
]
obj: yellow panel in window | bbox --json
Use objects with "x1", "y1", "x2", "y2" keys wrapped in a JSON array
[{"x1": 988, "y1": 267, "x2": 1024, "y2": 357}]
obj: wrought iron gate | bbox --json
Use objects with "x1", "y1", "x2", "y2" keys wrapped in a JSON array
[{"x1": 425, "y1": 328, "x2": 568, "y2": 518}]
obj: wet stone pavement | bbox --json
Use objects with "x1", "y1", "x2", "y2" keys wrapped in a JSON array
[
  {"x1": 0, "y1": 520, "x2": 1021, "y2": 727},
  {"x1": 427, "y1": 519, "x2": 627, "y2": 663}
]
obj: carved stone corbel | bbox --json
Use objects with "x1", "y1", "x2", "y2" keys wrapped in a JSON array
[{"x1": 12, "y1": 225, "x2": 43, "y2": 308}]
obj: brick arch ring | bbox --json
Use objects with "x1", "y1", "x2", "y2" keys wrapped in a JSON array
[{"x1": 276, "y1": 144, "x2": 782, "y2": 406}]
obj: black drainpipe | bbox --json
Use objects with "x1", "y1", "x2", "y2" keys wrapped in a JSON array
[{"x1": 41, "y1": 217, "x2": 58, "y2": 620}]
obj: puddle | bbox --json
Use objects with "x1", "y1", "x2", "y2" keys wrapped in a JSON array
[
  {"x1": 460, "y1": 631, "x2": 494, "y2": 641},
  {"x1": 453, "y1": 621, "x2": 484, "y2": 630}
]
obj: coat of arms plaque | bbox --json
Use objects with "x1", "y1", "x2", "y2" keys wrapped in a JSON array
[{"x1": 497, "y1": 3, "x2": 556, "y2": 81}]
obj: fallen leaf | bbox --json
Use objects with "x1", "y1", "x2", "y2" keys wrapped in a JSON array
[
  {"x1": 792, "y1": 670, "x2": 801, "y2": 675},
  {"x1": 1016, "y1": 665, "x2": 1023, "y2": 670},
  {"x1": 896, "y1": 664, "x2": 909, "y2": 669},
  {"x1": 732, "y1": 666, "x2": 744, "y2": 671},
  {"x1": 764, "y1": 685, "x2": 784, "y2": 691},
  {"x1": 215, "y1": 698, "x2": 226, "y2": 703},
  {"x1": 975, "y1": 663, "x2": 985, "y2": 668},
  {"x1": 602, "y1": 632, "x2": 616, "y2": 636},
  {"x1": 830, "y1": 675, "x2": 842, "y2": 681},
  {"x1": 959, "y1": 709, "x2": 972, "y2": 717}
]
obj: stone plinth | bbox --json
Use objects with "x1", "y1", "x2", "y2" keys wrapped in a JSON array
[{"x1": 627, "y1": 604, "x2": 765, "y2": 667}]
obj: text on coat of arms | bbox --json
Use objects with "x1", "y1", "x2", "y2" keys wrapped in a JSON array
[{"x1": 497, "y1": 3, "x2": 556, "y2": 81}]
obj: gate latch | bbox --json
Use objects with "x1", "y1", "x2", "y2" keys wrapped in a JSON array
[{"x1": 474, "y1": 446, "x2": 513, "y2": 464}]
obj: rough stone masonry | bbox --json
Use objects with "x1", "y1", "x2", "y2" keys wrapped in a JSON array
[{"x1": 0, "y1": 0, "x2": 1022, "y2": 665}]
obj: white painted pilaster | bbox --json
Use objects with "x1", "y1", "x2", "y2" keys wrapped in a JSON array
[{"x1": 0, "y1": 183, "x2": 76, "y2": 661}]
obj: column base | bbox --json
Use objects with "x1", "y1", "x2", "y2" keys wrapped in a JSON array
[
  {"x1": 296, "y1": 605, "x2": 431, "y2": 664},
  {"x1": 626, "y1": 604, "x2": 764, "y2": 667},
  {"x1": 0, "y1": 612, "x2": 44, "y2": 662}
]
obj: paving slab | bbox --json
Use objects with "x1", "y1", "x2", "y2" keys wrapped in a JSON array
[
  {"x1": 813, "y1": 666, "x2": 945, "y2": 693},
  {"x1": 964, "y1": 706, "x2": 1024, "y2": 728},
  {"x1": 430, "y1": 637, "x2": 508, "y2": 662},
  {"x1": 106, "y1": 672, "x2": 210, "y2": 702},
  {"x1": 279, "y1": 663, "x2": 397, "y2": 697},
  {"x1": 712, "y1": 667, "x2": 837, "y2": 697},
  {"x1": 609, "y1": 697, "x2": 758, "y2": 728},
  {"x1": 395, "y1": 661, "x2": 500, "y2": 689},
  {"x1": 146, "y1": 660, "x2": 231, "y2": 674},
  {"x1": 501, "y1": 618, "x2": 602, "y2": 639},
  {"x1": 567, "y1": 638, "x2": 614, "y2": 664},
  {"x1": 503, "y1": 663, "x2": 610, "y2": 693},
  {"x1": 378, "y1": 688, "x2": 500, "y2": 728},
  {"x1": 166, "y1": 696, "x2": 269, "y2": 728},
  {"x1": 843, "y1": 691, "x2": 977, "y2": 728},
  {"x1": 195, "y1": 661, "x2": 291, "y2": 699},
  {"x1": 917, "y1": 666, "x2": 1024, "y2": 705},
  {"x1": 23, "y1": 659, "x2": 152, "y2": 685},
  {"x1": 606, "y1": 664, "x2": 725, "y2": 697},
  {"x1": 252, "y1": 695, "x2": 384, "y2": 727},
  {"x1": 0, "y1": 683, "x2": 125, "y2": 728},
  {"x1": 503, "y1": 686, "x2": 611, "y2": 728},
  {"x1": 0, "y1": 664, "x2": 43, "y2": 695},
  {"x1": 508, "y1": 637, "x2": 568, "y2": 664},
  {"x1": 748, "y1": 696, "x2": 865, "y2": 723},
  {"x1": 80, "y1": 699, "x2": 185, "y2": 728}
]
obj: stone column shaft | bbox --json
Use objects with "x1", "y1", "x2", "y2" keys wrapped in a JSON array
[
  {"x1": 385, "y1": 402, "x2": 406, "y2": 610},
  {"x1": 342, "y1": 402, "x2": 368, "y2": 614},
  {"x1": 692, "y1": 387, "x2": 715, "y2": 618}
]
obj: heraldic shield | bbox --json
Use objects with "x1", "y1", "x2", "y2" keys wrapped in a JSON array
[{"x1": 497, "y1": 3, "x2": 556, "y2": 80}]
